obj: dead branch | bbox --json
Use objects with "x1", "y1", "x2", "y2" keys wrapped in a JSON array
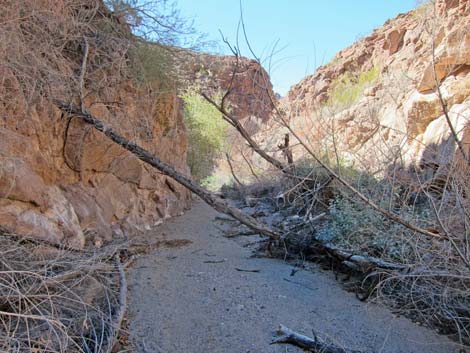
[
  {"x1": 316, "y1": 242, "x2": 408, "y2": 271},
  {"x1": 235, "y1": 268, "x2": 260, "y2": 273},
  {"x1": 54, "y1": 100, "x2": 281, "y2": 240},
  {"x1": 202, "y1": 93, "x2": 287, "y2": 173},
  {"x1": 44, "y1": 262, "x2": 114, "y2": 286},
  {"x1": 104, "y1": 253, "x2": 127, "y2": 353},
  {"x1": 271, "y1": 324, "x2": 363, "y2": 353},
  {"x1": 278, "y1": 111, "x2": 445, "y2": 241},
  {"x1": 78, "y1": 36, "x2": 89, "y2": 113},
  {"x1": 240, "y1": 149, "x2": 260, "y2": 181},
  {"x1": 225, "y1": 152, "x2": 244, "y2": 187},
  {"x1": 278, "y1": 133, "x2": 294, "y2": 166}
]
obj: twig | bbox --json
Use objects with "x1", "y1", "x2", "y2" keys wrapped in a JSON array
[
  {"x1": 235, "y1": 267, "x2": 260, "y2": 273},
  {"x1": 79, "y1": 37, "x2": 89, "y2": 113},
  {"x1": 225, "y1": 152, "x2": 244, "y2": 187},
  {"x1": 203, "y1": 260, "x2": 226, "y2": 264},
  {"x1": 271, "y1": 324, "x2": 363, "y2": 353},
  {"x1": 283, "y1": 278, "x2": 318, "y2": 291}
]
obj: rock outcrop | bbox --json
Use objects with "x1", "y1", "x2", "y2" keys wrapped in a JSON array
[
  {"x1": 183, "y1": 53, "x2": 275, "y2": 123},
  {"x1": 0, "y1": 1, "x2": 191, "y2": 249},
  {"x1": 284, "y1": 0, "x2": 470, "y2": 173},
  {"x1": 0, "y1": 71, "x2": 191, "y2": 249}
]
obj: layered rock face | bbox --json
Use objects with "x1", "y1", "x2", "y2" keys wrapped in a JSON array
[
  {"x1": 285, "y1": 0, "x2": 470, "y2": 173},
  {"x1": 0, "y1": 1, "x2": 191, "y2": 249}
]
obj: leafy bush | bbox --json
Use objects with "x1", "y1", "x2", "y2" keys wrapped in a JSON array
[
  {"x1": 182, "y1": 90, "x2": 229, "y2": 182},
  {"x1": 326, "y1": 66, "x2": 379, "y2": 108},
  {"x1": 316, "y1": 192, "x2": 436, "y2": 261}
]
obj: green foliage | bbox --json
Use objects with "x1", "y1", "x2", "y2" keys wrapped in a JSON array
[
  {"x1": 326, "y1": 66, "x2": 379, "y2": 108},
  {"x1": 182, "y1": 90, "x2": 229, "y2": 182},
  {"x1": 317, "y1": 197, "x2": 414, "y2": 260},
  {"x1": 201, "y1": 174, "x2": 234, "y2": 191}
]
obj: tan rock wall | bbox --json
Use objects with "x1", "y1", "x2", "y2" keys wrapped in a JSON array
[
  {"x1": 0, "y1": 69, "x2": 191, "y2": 249},
  {"x1": 284, "y1": 2, "x2": 470, "y2": 176}
]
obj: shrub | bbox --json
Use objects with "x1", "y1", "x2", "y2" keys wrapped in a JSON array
[
  {"x1": 130, "y1": 42, "x2": 178, "y2": 89},
  {"x1": 413, "y1": 0, "x2": 433, "y2": 19},
  {"x1": 316, "y1": 187, "x2": 437, "y2": 261},
  {"x1": 182, "y1": 90, "x2": 229, "y2": 182},
  {"x1": 326, "y1": 65, "x2": 379, "y2": 108}
]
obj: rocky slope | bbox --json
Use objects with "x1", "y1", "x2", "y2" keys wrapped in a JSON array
[
  {"x1": 284, "y1": 0, "x2": 470, "y2": 175},
  {"x1": 0, "y1": 1, "x2": 191, "y2": 249}
]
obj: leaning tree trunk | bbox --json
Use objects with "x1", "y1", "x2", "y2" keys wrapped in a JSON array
[{"x1": 54, "y1": 101, "x2": 281, "y2": 240}]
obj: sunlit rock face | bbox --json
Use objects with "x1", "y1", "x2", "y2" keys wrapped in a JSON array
[
  {"x1": 0, "y1": 69, "x2": 192, "y2": 249},
  {"x1": 0, "y1": 1, "x2": 191, "y2": 249},
  {"x1": 182, "y1": 53, "x2": 275, "y2": 124},
  {"x1": 284, "y1": 2, "x2": 470, "y2": 174}
]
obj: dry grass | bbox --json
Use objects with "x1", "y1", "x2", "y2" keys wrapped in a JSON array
[
  {"x1": 0, "y1": 0, "x2": 132, "y2": 106},
  {"x1": 0, "y1": 233, "x2": 129, "y2": 353}
]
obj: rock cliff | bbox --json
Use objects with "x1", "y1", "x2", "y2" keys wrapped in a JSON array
[
  {"x1": 0, "y1": 1, "x2": 191, "y2": 249},
  {"x1": 285, "y1": 0, "x2": 470, "y2": 174},
  {"x1": 183, "y1": 53, "x2": 275, "y2": 123}
]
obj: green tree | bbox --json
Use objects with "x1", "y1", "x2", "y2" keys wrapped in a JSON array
[{"x1": 182, "y1": 90, "x2": 229, "y2": 183}]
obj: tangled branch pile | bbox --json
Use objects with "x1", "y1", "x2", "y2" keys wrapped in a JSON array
[
  {"x1": 222, "y1": 157, "x2": 470, "y2": 346},
  {"x1": 0, "y1": 233, "x2": 128, "y2": 352}
]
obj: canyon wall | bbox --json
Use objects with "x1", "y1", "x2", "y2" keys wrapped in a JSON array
[
  {"x1": 183, "y1": 53, "x2": 274, "y2": 124},
  {"x1": 0, "y1": 1, "x2": 191, "y2": 249},
  {"x1": 284, "y1": 0, "x2": 470, "y2": 175}
]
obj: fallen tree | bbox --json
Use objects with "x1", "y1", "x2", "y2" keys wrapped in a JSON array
[
  {"x1": 55, "y1": 100, "x2": 413, "y2": 275},
  {"x1": 54, "y1": 100, "x2": 281, "y2": 241}
]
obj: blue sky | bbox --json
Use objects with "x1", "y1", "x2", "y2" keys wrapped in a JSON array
[{"x1": 176, "y1": 1, "x2": 417, "y2": 95}]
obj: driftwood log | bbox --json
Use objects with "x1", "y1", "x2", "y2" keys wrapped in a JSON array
[
  {"x1": 54, "y1": 101, "x2": 281, "y2": 241},
  {"x1": 271, "y1": 324, "x2": 363, "y2": 353}
]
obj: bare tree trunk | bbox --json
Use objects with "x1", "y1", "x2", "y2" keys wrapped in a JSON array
[
  {"x1": 278, "y1": 133, "x2": 294, "y2": 166},
  {"x1": 54, "y1": 100, "x2": 281, "y2": 240},
  {"x1": 202, "y1": 93, "x2": 287, "y2": 172},
  {"x1": 54, "y1": 102, "x2": 415, "y2": 271}
]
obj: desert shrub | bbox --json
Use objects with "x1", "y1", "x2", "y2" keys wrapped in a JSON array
[
  {"x1": 326, "y1": 65, "x2": 379, "y2": 108},
  {"x1": 0, "y1": 234, "x2": 126, "y2": 352},
  {"x1": 0, "y1": 0, "x2": 198, "y2": 114},
  {"x1": 316, "y1": 196, "x2": 427, "y2": 261},
  {"x1": 182, "y1": 90, "x2": 229, "y2": 183},
  {"x1": 130, "y1": 42, "x2": 178, "y2": 89},
  {"x1": 413, "y1": 0, "x2": 433, "y2": 19}
]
